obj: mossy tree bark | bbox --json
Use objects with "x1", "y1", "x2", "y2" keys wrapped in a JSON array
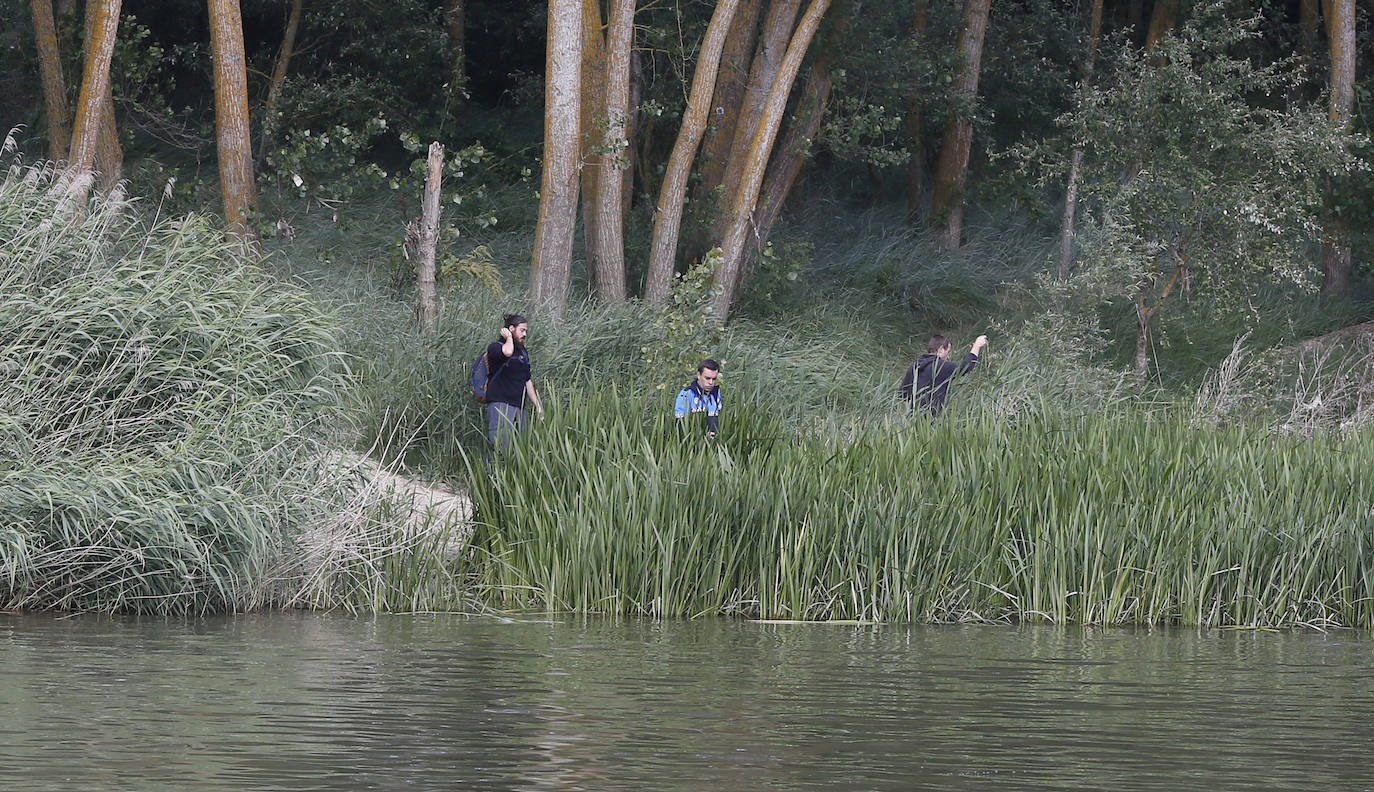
[
  {"x1": 209, "y1": 0, "x2": 260, "y2": 244},
  {"x1": 65, "y1": 0, "x2": 120, "y2": 209},
  {"x1": 31, "y1": 0, "x2": 71, "y2": 162},
  {"x1": 530, "y1": 0, "x2": 583, "y2": 320}
]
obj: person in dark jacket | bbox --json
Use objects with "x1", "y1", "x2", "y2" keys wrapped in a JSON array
[
  {"x1": 674, "y1": 359, "x2": 722, "y2": 438},
  {"x1": 485, "y1": 313, "x2": 544, "y2": 454},
  {"x1": 898, "y1": 333, "x2": 987, "y2": 415}
]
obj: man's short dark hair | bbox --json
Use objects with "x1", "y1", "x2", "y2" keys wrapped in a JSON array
[
  {"x1": 503, "y1": 313, "x2": 528, "y2": 328},
  {"x1": 927, "y1": 335, "x2": 951, "y2": 354},
  {"x1": 698, "y1": 358, "x2": 720, "y2": 373}
]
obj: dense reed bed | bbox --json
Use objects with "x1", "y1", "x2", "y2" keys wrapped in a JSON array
[
  {"x1": 0, "y1": 160, "x2": 356, "y2": 613},
  {"x1": 462, "y1": 389, "x2": 1374, "y2": 627}
]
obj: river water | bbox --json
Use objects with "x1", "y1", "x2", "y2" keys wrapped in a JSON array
[{"x1": 3, "y1": 612, "x2": 1371, "y2": 791}]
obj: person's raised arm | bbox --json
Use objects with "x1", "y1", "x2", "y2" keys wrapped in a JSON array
[
  {"x1": 499, "y1": 326, "x2": 515, "y2": 358},
  {"x1": 961, "y1": 334, "x2": 988, "y2": 373}
]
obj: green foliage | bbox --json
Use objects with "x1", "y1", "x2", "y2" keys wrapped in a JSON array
[
  {"x1": 1049, "y1": 3, "x2": 1360, "y2": 315},
  {"x1": 641, "y1": 250, "x2": 725, "y2": 381}
]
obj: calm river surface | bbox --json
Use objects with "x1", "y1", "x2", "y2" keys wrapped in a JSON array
[{"x1": 3, "y1": 612, "x2": 1372, "y2": 791}]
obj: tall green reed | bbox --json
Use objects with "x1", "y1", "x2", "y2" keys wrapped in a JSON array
[{"x1": 458, "y1": 387, "x2": 1374, "y2": 627}]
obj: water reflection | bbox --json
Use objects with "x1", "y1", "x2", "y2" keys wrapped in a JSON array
[{"x1": 2, "y1": 614, "x2": 1372, "y2": 791}]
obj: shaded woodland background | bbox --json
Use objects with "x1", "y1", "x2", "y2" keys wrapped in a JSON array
[{"x1": 2, "y1": 0, "x2": 1372, "y2": 381}]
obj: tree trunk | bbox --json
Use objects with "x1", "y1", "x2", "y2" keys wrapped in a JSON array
[
  {"x1": 623, "y1": 46, "x2": 643, "y2": 215},
  {"x1": 929, "y1": 0, "x2": 992, "y2": 250},
  {"x1": 95, "y1": 93, "x2": 122, "y2": 194},
  {"x1": 644, "y1": 0, "x2": 743, "y2": 305},
  {"x1": 258, "y1": 0, "x2": 303, "y2": 168},
  {"x1": 709, "y1": 0, "x2": 801, "y2": 246},
  {"x1": 1144, "y1": 0, "x2": 1177, "y2": 50},
  {"x1": 530, "y1": 0, "x2": 583, "y2": 320},
  {"x1": 1321, "y1": 0, "x2": 1355, "y2": 299},
  {"x1": 752, "y1": 0, "x2": 856, "y2": 251},
  {"x1": 589, "y1": 0, "x2": 635, "y2": 303},
  {"x1": 578, "y1": 0, "x2": 608, "y2": 299},
  {"x1": 442, "y1": 0, "x2": 466, "y2": 93},
  {"x1": 710, "y1": 0, "x2": 831, "y2": 321},
  {"x1": 1134, "y1": 301, "x2": 1152, "y2": 385},
  {"x1": 415, "y1": 142, "x2": 443, "y2": 331},
  {"x1": 696, "y1": 0, "x2": 764, "y2": 205},
  {"x1": 1299, "y1": 0, "x2": 1320, "y2": 58},
  {"x1": 79, "y1": 0, "x2": 122, "y2": 194},
  {"x1": 31, "y1": 0, "x2": 71, "y2": 162},
  {"x1": 1126, "y1": 0, "x2": 1144, "y2": 36},
  {"x1": 209, "y1": 0, "x2": 259, "y2": 244},
  {"x1": 65, "y1": 0, "x2": 120, "y2": 209},
  {"x1": 1054, "y1": 0, "x2": 1104, "y2": 290},
  {"x1": 903, "y1": 0, "x2": 929, "y2": 224}
]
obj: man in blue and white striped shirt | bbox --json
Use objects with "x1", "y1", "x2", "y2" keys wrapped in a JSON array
[{"x1": 673, "y1": 359, "x2": 722, "y2": 438}]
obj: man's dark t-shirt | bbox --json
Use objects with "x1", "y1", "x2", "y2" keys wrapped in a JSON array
[
  {"x1": 898, "y1": 352, "x2": 978, "y2": 414},
  {"x1": 485, "y1": 342, "x2": 531, "y2": 408}
]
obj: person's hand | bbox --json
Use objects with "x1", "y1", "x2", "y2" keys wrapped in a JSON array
[
  {"x1": 707, "y1": 431, "x2": 716, "y2": 440},
  {"x1": 536, "y1": 408, "x2": 545, "y2": 421},
  {"x1": 499, "y1": 326, "x2": 512, "y2": 342},
  {"x1": 972, "y1": 334, "x2": 989, "y2": 354}
]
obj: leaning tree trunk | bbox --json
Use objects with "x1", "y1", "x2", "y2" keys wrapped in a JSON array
[
  {"x1": 65, "y1": 0, "x2": 120, "y2": 209},
  {"x1": 209, "y1": 0, "x2": 259, "y2": 244},
  {"x1": 752, "y1": 0, "x2": 856, "y2": 250},
  {"x1": 1054, "y1": 0, "x2": 1104, "y2": 291},
  {"x1": 696, "y1": 0, "x2": 764, "y2": 205},
  {"x1": 529, "y1": 0, "x2": 583, "y2": 320},
  {"x1": 709, "y1": 0, "x2": 801, "y2": 247},
  {"x1": 929, "y1": 0, "x2": 992, "y2": 250},
  {"x1": 710, "y1": 0, "x2": 831, "y2": 321},
  {"x1": 589, "y1": 0, "x2": 636, "y2": 304},
  {"x1": 258, "y1": 0, "x2": 303, "y2": 167},
  {"x1": 1321, "y1": 0, "x2": 1355, "y2": 300},
  {"x1": 644, "y1": 0, "x2": 743, "y2": 305},
  {"x1": 31, "y1": 0, "x2": 71, "y2": 162},
  {"x1": 415, "y1": 142, "x2": 443, "y2": 332}
]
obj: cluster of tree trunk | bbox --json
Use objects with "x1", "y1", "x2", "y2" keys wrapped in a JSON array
[
  {"x1": 25, "y1": 0, "x2": 1362, "y2": 326},
  {"x1": 532, "y1": 0, "x2": 854, "y2": 322},
  {"x1": 30, "y1": 0, "x2": 259, "y2": 243}
]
